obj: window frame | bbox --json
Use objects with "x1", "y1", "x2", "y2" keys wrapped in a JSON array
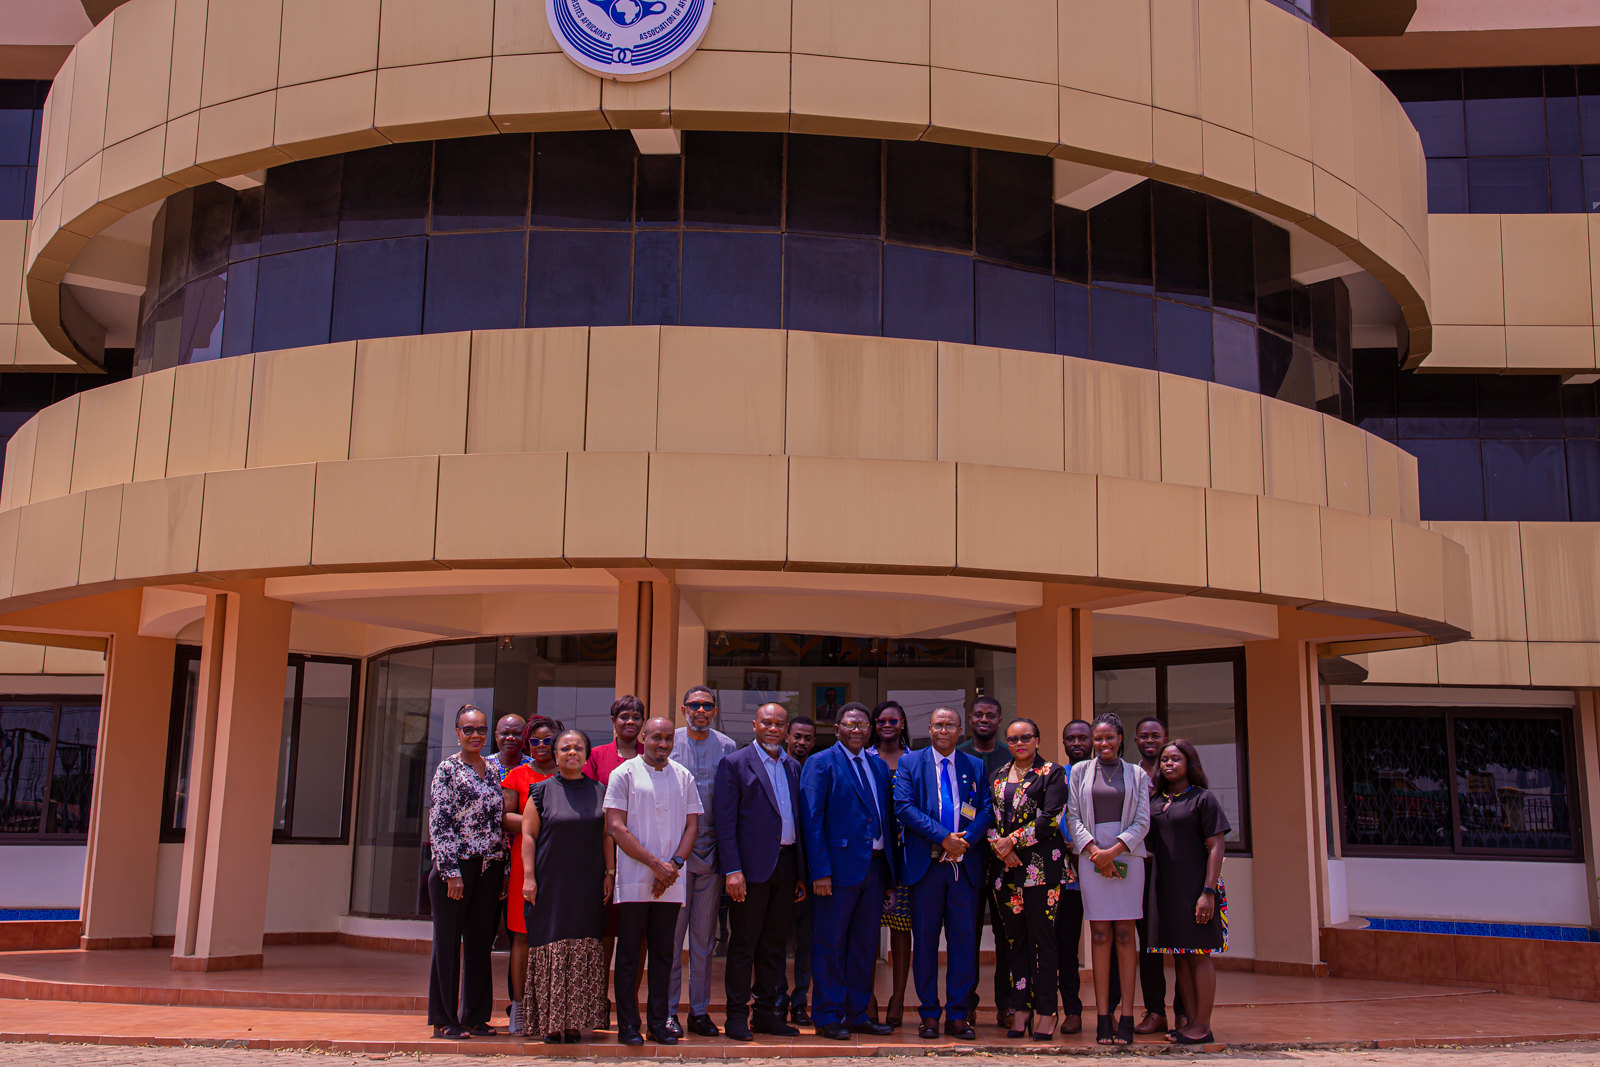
[
  {"x1": 1091, "y1": 647, "x2": 1252, "y2": 855},
  {"x1": 0, "y1": 694, "x2": 103, "y2": 844},
  {"x1": 272, "y1": 653, "x2": 362, "y2": 845},
  {"x1": 1331, "y1": 704, "x2": 1582, "y2": 862},
  {"x1": 159, "y1": 645, "x2": 200, "y2": 843}
]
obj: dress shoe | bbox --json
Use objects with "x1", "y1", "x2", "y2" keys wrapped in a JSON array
[
  {"x1": 817, "y1": 1023, "x2": 851, "y2": 1040},
  {"x1": 1134, "y1": 1011, "x2": 1168, "y2": 1035},
  {"x1": 464, "y1": 1024, "x2": 498, "y2": 1037},
  {"x1": 724, "y1": 1019, "x2": 755, "y2": 1042},
  {"x1": 790, "y1": 1005, "x2": 813, "y2": 1027},
  {"x1": 617, "y1": 1027, "x2": 644, "y2": 1046},
  {"x1": 850, "y1": 1020, "x2": 894, "y2": 1036},
  {"x1": 688, "y1": 1013, "x2": 720, "y2": 1037},
  {"x1": 1061, "y1": 1014, "x2": 1082, "y2": 1034},
  {"x1": 753, "y1": 1014, "x2": 800, "y2": 1036},
  {"x1": 432, "y1": 1025, "x2": 468, "y2": 1039},
  {"x1": 917, "y1": 1018, "x2": 941, "y2": 1039},
  {"x1": 648, "y1": 1025, "x2": 678, "y2": 1045},
  {"x1": 663, "y1": 1017, "x2": 683, "y2": 1039},
  {"x1": 944, "y1": 1018, "x2": 976, "y2": 1040}
]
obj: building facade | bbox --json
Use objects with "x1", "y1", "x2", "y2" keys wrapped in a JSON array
[{"x1": 0, "y1": 0, "x2": 1596, "y2": 976}]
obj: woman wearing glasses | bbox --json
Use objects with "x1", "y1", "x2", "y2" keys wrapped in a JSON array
[
  {"x1": 503, "y1": 716, "x2": 561, "y2": 1033},
  {"x1": 987, "y1": 718, "x2": 1070, "y2": 1041},
  {"x1": 866, "y1": 700, "x2": 913, "y2": 1028},
  {"x1": 427, "y1": 705, "x2": 509, "y2": 1039}
]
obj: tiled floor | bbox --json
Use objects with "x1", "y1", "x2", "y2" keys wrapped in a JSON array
[{"x1": 2, "y1": 945, "x2": 1599, "y2": 1055}]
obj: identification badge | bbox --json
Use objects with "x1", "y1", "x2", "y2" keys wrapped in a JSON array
[{"x1": 960, "y1": 803, "x2": 977, "y2": 821}]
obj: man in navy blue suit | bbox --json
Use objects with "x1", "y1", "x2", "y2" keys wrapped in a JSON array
[
  {"x1": 798, "y1": 703, "x2": 899, "y2": 1041},
  {"x1": 713, "y1": 702, "x2": 806, "y2": 1042},
  {"x1": 891, "y1": 706, "x2": 993, "y2": 1041}
]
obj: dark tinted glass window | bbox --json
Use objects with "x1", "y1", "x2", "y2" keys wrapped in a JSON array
[
  {"x1": 220, "y1": 258, "x2": 258, "y2": 358},
  {"x1": 1156, "y1": 300, "x2": 1213, "y2": 380},
  {"x1": 683, "y1": 131, "x2": 782, "y2": 229},
  {"x1": 230, "y1": 187, "x2": 264, "y2": 262},
  {"x1": 680, "y1": 232, "x2": 782, "y2": 328},
  {"x1": 262, "y1": 156, "x2": 342, "y2": 255},
  {"x1": 1212, "y1": 314, "x2": 1259, "y2": 393},
  {"x1": 883, "y1": 244, "x2": 972, "y2": 343},
  {"x1": 179, "y1": 272, "x2": 227, "y2": 364},
  {"x1": 1153, "y1": 184, "x2": 1209, "y2": 305},
  {"x1": 532, "y1": 131, "x2": 635, "y2": 228},
  {"x1": 424, "y1": 231, "x2": 525, "y2": 332},
  {"x1": 1551, "y1": 156, "x2": 1585, "y2": 213},
  {"x1": 1089, "y1": 184, "x2": 1152, "y2": 291},
  {"x1": 1253, "y1": 218, "x2": 1292, "y2": 336},
  {"x1": 1454, "y1": 714, "x2": 1574, "y2": 852},
  {"x1": 331, "y1": 236, "x2": 426, "y2": 342},
  {"x1": 1395, "y1": 371, "x2": 1477, "y2": 439},
  {"x1": 1053, "y1": 206, "x2": 1089, "y2": 284},
  {"x1": 1478, "y1": 376, "x2": 1563, "y2": 438},
  {"x1": 1482, "y1": 438, "x2": 1568, "y2": 520},
  {"x1": 0, "y1": 699, "x2": 101, "y2": 839},
  {"x1": 1209, "y1": 202, "x2": 1254, "y2": 316},
  {"x1": 1054, "y1": 281, "x2": 1090, "y2": 358},
  {"x1": 1464, "y1": 67, "x2": 1548, "y2": 156},
  {"x1": 1469, "y1": 157, "x2": 1550, "y2": 213},
  {"x1": 0, "y1": 166, "x2": 32, "y2": 219},
  {"x1": 431, "y1": 134, "x2": 530, "y2": 231},
  {"x1": 886, "y1": 141, "x2": 971, "y2": 251},
  {"x1": 974, "y1": 263, "x2": 1053, "y2": 352},
  {"x1": 1405, "y1": 439, "x2": 1484, "y2": 520},
  {"x1": 189, "y1": 184, "x2": 236, "y2": 279},
  {"x1": 975, "y1": 151, "x2": 1051, "y2": 270},
  {"x1": 1426, "y1": 158, "x2": 1470, "y2": 213},
  {"x1": 157, "y1": 190, "x2": 194, "y2": 303},
  {"x1": 253, "y1": 246, "x2": 336, "y2": 351},
  {"x1": 636, "y1": 154, "x2": 680, "y2": 226},
  {"x1": 526, "y1": 230, "x2": 632, "y2": 327},
  {"x1": 632, "y1": 231, "x2": 679, "y2": 325},
  {"x1": 787, "y1": 135, "x2": 881, "y2": 237},
  {"x1": 785, "y1": 235, "x2": 881, "y2": 336},
  {"x1": 340, "y1": 140, "x2": 430, "y2": 242},
  {"x1": 1566, "y1": 439, "x2": 1600, "y2": 521},
  {"x1": 1091, "y1": 288, "x2": 1155, "y2": 370},
  {"x1": 1335, "y1": 711, "x2": 1453, "y2": 851}
]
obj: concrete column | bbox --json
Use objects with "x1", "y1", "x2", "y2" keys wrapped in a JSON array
[
  {"x1": 170, "y1": 584, "x2": 292, "y2": 971},
  {"x1": 675, "y1": 599, "x2": 707, "y2": 710},
  {"x1": 1015, "y1": 600, "x2": 1092, "y2": 763},
  {"x1": 613, "y1": 579, "x2": 646, "y2": 702},
  {"x1": 79, "y1": 629, "x2": 176, "y2": 949}
]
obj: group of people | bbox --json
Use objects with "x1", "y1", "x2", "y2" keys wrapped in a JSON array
[{"x1": 424, "y1": 689, "x2": 1229, "y2": 1047}]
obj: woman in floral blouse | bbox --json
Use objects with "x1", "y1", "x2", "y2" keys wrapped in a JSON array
[
  {"x1": 426, "y1": 705, "x2": 509, "y2": 1040},
  {"x1": 987, "y1": 717, "x2": 1070, "y2": 1042}
]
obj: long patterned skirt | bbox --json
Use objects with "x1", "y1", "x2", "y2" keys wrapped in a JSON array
[{"x1": 522, "y1": 936, "x2": 606, "y2": 1036}]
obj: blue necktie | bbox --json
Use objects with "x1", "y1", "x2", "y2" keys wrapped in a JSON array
[
  {"x1": 938, "y1": 757, "x2": 956, "y2": 833},
  {"x1": 853, "y1": 755, "x2": 881, "y2": 838}
]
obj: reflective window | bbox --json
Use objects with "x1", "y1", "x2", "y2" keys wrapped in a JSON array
[
  {"x1": 0, "y1": 698, "x2": 101, "y2": 838},
  {"x1": 272, "y1": 657, "x2": 359, "y2": 842},
  {"x1": 0, "y1": 80, "x2": 46, "y2": 220}
]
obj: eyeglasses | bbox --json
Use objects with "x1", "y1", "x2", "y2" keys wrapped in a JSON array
[
  {"x1": 528, "y1": 737, "x2": 554, "y2": 747},
  {"x1": 1006, "y1": 734, "x2": 1037, "y2": 744},
  {"x1": 685, "y1": 701, "x2": 717, "y2": 711},
  {"x1": 458, "y1": 725, "x2": 488, "y2": 736},
  {"x1": 929, "y1": 722, "x2": 961, "y2": 732}
]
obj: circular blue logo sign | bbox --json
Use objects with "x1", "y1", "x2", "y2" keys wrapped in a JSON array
[{"x1": 547, "y1": 0, "x2": 715, "y2": 81}]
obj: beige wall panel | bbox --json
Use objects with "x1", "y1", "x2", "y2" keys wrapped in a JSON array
[
  {"x1": 1397, "y1": 449, "x2": 1420, "y2": 523},
  {"x1": 0, "y1": 643, "x2": 43, "y2": 675},
  {"x1": 791, "y1": 0, "x2": 928, "y2": 65},
  {"x1": 0, "y1": 221, "x2": 23, "y2": 323},
  {"x1": 1205, "y1": 488, "x2": 1260, "y2": 593},
  {"x1": 1158, "y1": 373, "x2": 1210, "y2": 488},
  {"x1": 247, "y1": 342, "x2": 356, "y2": 468},
  {"x1": 1260, "y1": 396, "x2": 1326, "y2": 506},
  {"x1": 196, "y1": 94, "x2": 290, "y2": 176},
  {"x1": 274, "y1": 73, "x2": 384, "y2": 157},
  {"x1": 166, "y1": 355, "x2": 253, "y2": 478},
  {"x1": 1502, "y1": 213, "x2": 1593, "y2": 326},
  {"x1": 1319, "y1": 509, "x2": 1395, "y2": 613},
  {"x1": 78, "y1": 484, "x2": 121, "y2": 585},
  {"x1": 14, "y1": 492, "x2": 86, "y2": 598},
  {"x1": 938, "y1": 343, "x2": 1064, "y2": 471},
  {"x1": 65, "y1": 22, "x2": 112, "y2": 176},
  {"x1": 378, "y1": 0, "x2": 493, "y2": 67},
  {"x1": 1057, "y1": 0, "x2": 1147, "y2": 103},
  {"x1": 467, "y1": 328, "x2": 588, "y2": 454},
  {"x1": 1257, "y1": 495, "x2": 1323, "y2": 603},
  {"x1": 1097, "y1": 477, "x2": 1206, "y2": 590},
  {"x1": 1249, "y1": 5, "x2": 1311, "y2": 160},
  {"x1": 1391, "y1": 521, "x2": 1445, "y2": 624},
  {"x1": 374, "y1": 59, "x2": 495, "y2": 141},
  {"x1": 1366, "y1": 436, "x2": 1404, "y2": 521},
  {"x1": 29, "y1": 396, "x2": 80, "y2": 503},
  {"x1": 1254, "y1": 142, "x2": 1315, "y2": 218},
  {"x1": 60, "y1": 158, "x2": 109, "y2": 237},
  {"x1": 1152, "y1": 110, "x2": 1204, "y2": 177},
  {"x1": 1207, "y1": 384, "x2": 1263, "y2": 496},
  {"x1": 1306, "y1": 32, "x2": 1355, "y2": 185},
  {"x1": 1441, "y1": 535, "x2": 1472, "y2": 635},
  {"x1": 161, "y1": 110, "x2": 200, "y2": 181},
  {"x1": 489, "y1": 54, "x2": 605, "y2": 132},
  {"x1": 1528, "y1": 643, "x2": 1600, "y2": 689},
  {"x1": 105, "y1": 0, "x2": 176, "y2": 145},
  {"x1": 602, "y1": 78, "x2": 670, "y2": 130},
  {"x1": 0, "y1": 509, "x2": 18, "y2": 599},
  {"x1": 785, "y1": 332, "x2": 936, "y2": 462},
  {"x1": 1310, "y1": 170, "x2": 1360, "y2": 244},
  {"x1": 930, "y1": 69, "x2": 1058, "y2": 154},
  {"x1": 670, "y1": 51, "x2": 791, "y2": 131},
  {"x1": 1196, "y1": 0, "x2": 1253, "y2": 135},
  {"x1": 646, "y1": 452, "x2": 787, "y2": 565},
  {"x1": 1437, "y1": 640, "x2": 1532, "y2": 688},
  {"x1": 99, "y1": 127, "x2": 179, "y2": 210},
  {"x1": 1506, "y1": 325, "x2": 1597, "y2": 371},
  {"x1": 115, "y1": 474, "x2": 203, "y2": 579},
  {"x1": 200, "y1": 0, "x2": 283, "y2": 108},
  {"x1": 700, "y1": 0, "x2": 791, "y2": 52},
  {"x1": 1200, "y1": 122, "x2": 1255, "y2": 194},
  {"x1": 1519, "y1": 523, "x2": 1600, "y2": 643},
  {"x1": 1322, "y1": 417, "x2": 1369, "y2": 515},
  {"x1": 132, "y1": 368, "x2": 176, "y2": 483},
  {"x1": 788, "y1": 457, "x2": 956, "y2": 570},
  {"x1": 586, "y1": 326, "x2": 659, "y2": 451},
  {"x1": 493, "y1": 0, "x2": 560, "y2": 54},
  {"x1": 1425, "y1": 324, "x2": 1508, "y2": 370},
  {"x1": 934, "y1": 0, "x2": 1055, "y2": 83},
  {"x1": 0, "y1": 325, "x2": 14, "y2": 368},
  {"x1": 656, "y1": 327, "x2": 785, "y2": 455},
  {"x1": 38, "y1": 60, "x2": 72, "y2": 203},
  {"x1": 1350, "y1": 70, "x2": 1392, "y2": 226},
  {"x1": 790, "y1": 56, "x2": 930, "y2": 139},
  {"x1": 1058, "y1": 88, "x2": 1153, "y2": 167},
  {"x1": 310, "y1": 456, "x2": 439, "y2": 567},
  {"x1": 435, "y1": 451, "x2": 567, "y2": 564},
  {"x1": 563, "y1": 451, "x2": 647, "y2": 563},
  {"x1": 198, "y1": 463, "x2": 316, "y2": 574},
  {"x1": 71, "y1": 377, "x2": 142, "y2": 493},
  {"x1": 955, "y1": 464, "x2": 1095, "y2": 579},
  {"x1": 1150, "y1": 0, "x2": 1200, "y2": 116},
  {"x1": 1063, "y1": 359, "x2": 1160, "y2": 480},
  {"x1": 349, "y1": 333, "x2": 470, "y2": 459},
  {"x1": 43, "y1": 647, "x2": 107, "y2": 674},
  {"x1": 167, "y1": 0, "x2": 207, "y2": 120},
  {"x1": 1359, "y1": 644, "x2": 1439, "y2": 686},
  {"x1": 278, "y1": 0, "x2": 381, "y2": 87}
]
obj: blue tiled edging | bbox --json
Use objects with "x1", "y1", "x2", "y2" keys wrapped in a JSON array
[
  {"x1": 0, "y1": 909, "x2": 78, "y2": 922},
  {"x1": 1363, "y1": 916, "x2": 1600, "y2": 943}
]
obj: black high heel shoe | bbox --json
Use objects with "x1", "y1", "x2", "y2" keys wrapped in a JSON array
[
  {"x1": 1115, "y1": 1014, "x2": 1134, "y2": 1045},
  {"x1": 1096, "y1": 1014, "x2": 1114, "y2": 1045},
  {"x1": 1007, "y1": 1012, "x2": 1033, "y2": 1039},
  {"x1": 1032, "y1": 1014, "x2": 1058, "y2": 1042}
]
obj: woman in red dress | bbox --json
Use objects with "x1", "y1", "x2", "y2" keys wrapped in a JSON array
[{"x1": 502, "y1": 715, "x2": 560, "y2": 1032}]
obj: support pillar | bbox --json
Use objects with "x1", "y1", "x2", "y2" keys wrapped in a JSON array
[
  {"x1": 1015, "y1": 599, "x2": 1093, "y2": 763},
  {"x1": 170, "y1": 583, "x2": 292, "y2": 971},
  {"x1": 612, "y1": 573, "x2": 686, "y2": 721},
  {"x1": 647, "y1": 578, "x2": 681, "y2": 722}
]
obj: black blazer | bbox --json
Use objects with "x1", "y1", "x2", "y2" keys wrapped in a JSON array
[{"x1": 713, "y1": 743, "x2": 807, "y2": 884}]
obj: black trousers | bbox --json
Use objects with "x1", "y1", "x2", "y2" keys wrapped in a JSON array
[
  {"x1": 1055, "y1": 888, "x2": 1084, "y2": 1016},
  {"x1": 725, "y1": 845, "x2": 798, "y2": 1021},
  {"x1": 968, "y1": 876, "x2": 1011, "y2": 1017},
  {"x1": 784, "y1": 883, "x2": 813, "y2": 1011},
  {"x1": 997, "y1": 883, "x2": 1059, "y2": 1018},
  {"x1": 615, "y1": 901, "x2": 681, "y2": 1032},
  {"x1": 427, "y1": 858, "x2": 504, "y2": 1029}
]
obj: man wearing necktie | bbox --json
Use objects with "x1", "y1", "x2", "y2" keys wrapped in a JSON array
[
  {"x1": 891, "y1": 707, "x2": 994, "y2": 1040},
  {"x1": 798, "y1": 703, "x2": 899, "y2": 1041}
]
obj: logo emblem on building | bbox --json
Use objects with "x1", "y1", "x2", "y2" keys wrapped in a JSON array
[{"x1": 547, "y1": 0, "x2": 715, "y2": 81}]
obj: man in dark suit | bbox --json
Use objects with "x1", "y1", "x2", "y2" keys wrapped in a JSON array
[
  {"x1": 798, "y1": 703, "x2": 898, "y2": 1041},
  {"x1": 892, "y1": 706, "x2": 993, "y2": 1041},
  {"x1": 713, "y1": 702, "x2": 806, "y2": 1041}
]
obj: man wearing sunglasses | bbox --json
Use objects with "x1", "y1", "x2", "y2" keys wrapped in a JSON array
[{"x1": 667, "y1": 686, "x2": 738, "y2": 1039}]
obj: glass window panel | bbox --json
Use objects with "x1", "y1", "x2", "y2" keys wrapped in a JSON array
[
  {"x1": 1053, "y1": 281, "x2": 1090, "y2": 359},
  {"x1": 1337, "y1": 712, "x2": 1451, "y2": 850},
  {"x1": 1153, "y1": 184, "x2": 1209, "y2": 305},
  {"x1": 331, "y1": 236, "x2": 427, "y2": 342},
  {"x1": 1426, "y1": 158, "x2": 1470, "y2": 214},
  {"x1": 1395, "y1": 370, "x2": 1478, "y2": 439},
  {"x1": 1562, "y1": 381, "x2": 1600, "y2": 437},
  {"x1": 1053, "y1": 206, "x2": 1089, "y2": 284},
  {"x1": 632, "y1": 231, "x2": 680, "y2": 325},
  {"x1": 1212, "y1": 314, "x2": 1259, "y2": 393},
  {"x1": 1208, "y1": 201, "x2": 1254, "y2": 316},
  {"x1": 44, "y1": 705, "x2": 97, "y2": 836},
  {"x1": 0, "y1": 108, "x2": 32, "y2": 165},
  {"x1": 973, "y1": 263, "x2": 1052, "y2": 352},
  {"x1": 261, "y1": 155, "x2": 342, "y2": 255},
  {"x1": 1549, "y1": 93, "x2": 1583, "y2": 156},
  {"x1": 680, "y1": 231, "x2": 782, "y2": 328},
  {"x1": 784, "y1": 235, "x2": 882, "y2": 337},
  {"x1": 974, "y1": 150, "x2": 1052, "y2": 270},
  {"x1": 164, "y1": 653, "x2": 201, "y2": 835},
  {"x1": 289, "y1": 661, "x2": 356, "y2": 840},
  {"x1": 1478, "y1": 375, "x2": 1563, "y2": 438},
  {"x1": 0, "y1": 705, "x2": 55, "y2": 834},
  {"x1": 526, "y1": 230, "x2": 632, "y2": 328},
  {"x1": 340, "y1": 140, "x2": 430, "y2": 241},
  {"x1": 274, "y1": 663, "x2": 299, "y2": 833},
  {"x1": 1404, "y1": 439, "x2": 1484, "y2": 520},
  {"x1": 1398, "y1": 100, "x2": 1467, "y2": 158},
  {"x1": 144, "y1": 292, "x2": 184, "y2": 373},
  {"x1": 1566, "y1": 439, "x2": 1600, "y2": 521},
  {"x1": 1155, "y1": 300, "x2": 1213, "y2": 380},
  {"x1": 1468, "y1": 157, "x2": 1550, "y2": 213},
  {"x1": 350, "y1": 646, "x2": 435, "y2": 918},
  {"x1": 636, "y1": 154, "x2": 680, "y2": 226},
  {"x1": 423, "y1": 231, "x2": 525, "y2": 334},
  {"x1": 188, "y1": 183, "x2": 235, "y2": 279},
  {"x1": 431, "y1": 134, "x2": 531, "y2": 231},
  {"x1": 1256, "y1": 329, "x2": 1294, "y2": 400},
  {"x1": 1464, "y1": 67, "x2": 1549, "y2": 156},
  {"x1": 0, "y1": 166, "x2": 30, "y2": 219},
  {"x1": 1092, "y1": 667, "x2": 1154, "y2": 761},
  {"x1": 786, "y1": 134, "x2": 881, "y2": 238},
  {"x1": 178, "y1": 271, "x2": 228, "y2": 364},
  {"x1": 883, "y1": 244, "x2": 973, "y2": 344},
  {"x1": 1482, "y1": 438, "x2": 1569, "y2": 521},
  {"x1": 1090, "y1": 288, "x2": 1155, "y2": 370},
  {"x1": 157, "y1": 189, "x2": 194, "y2": 303},
  {"x1": 220, "y1": 258, "x2": 258, "y2": 358},
  {"x1": 885, "y1": 140, "x2": 971, "y2": 251},
  {"x1": 1583, "y1": 157, "x2": 1600, "y2": 213},
  {"x1": 1254, "y1": 217, "x2": 1293, "y2": 336},
  {"x1": 229, "y1": 187, "x2": 263, "y2": 263},
  {"x1": 1582, "y1": 66, "x2": 1600, "y2": 153},
  {"x1": 1089, "y1": 183, "x2": 1152, "y2": 291},
  {"x1": 252, "y1": 245, "x2": 336, "y2": 352},
  {"x1": 1165, "y1": 661, "x2": 1242, "y2": 843},
  {"x1": 682, "y1": 131, "x2": 782, "y2": 229},
  {"x1": 531, "y1": 130, "x2": 635, "y2": 228},
  {"x1": 1455, "y1": 715, "x2": 1572, "y2": 852}
]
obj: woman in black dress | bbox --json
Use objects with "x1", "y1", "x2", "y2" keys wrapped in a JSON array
[
  {"x1": 987, "y1": 718, "x2": 1070, "y2": 1041},
  {"x1": 520, "y1": 728, "x2": 615, "y2": 1042},
  {"x1": 1145, "y1": 739, "x2": 1229, "y2": 1045}
]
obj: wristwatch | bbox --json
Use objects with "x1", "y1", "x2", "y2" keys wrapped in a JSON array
[{"x1": 671, "y1": 855, "x2": 686, "y2": 869}]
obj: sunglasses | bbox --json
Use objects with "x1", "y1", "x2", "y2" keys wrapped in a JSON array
[
  {"x1": 458, "y1": 725, "x2": 488, "y2": 736},
  {"x1": 685, "y1": 701, "x2": 717, "y2": 711},
  {"x1": 528, "y1": 737, "x2": 554, "y2": 747},
  {"x1": 1006, "y1": 734, "x2": 1037, "y2": 744}
]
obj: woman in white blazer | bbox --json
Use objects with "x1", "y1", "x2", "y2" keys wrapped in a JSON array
[{"x1": 1063, "y1": 712, "x2": 1151, "y2": 1047}]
